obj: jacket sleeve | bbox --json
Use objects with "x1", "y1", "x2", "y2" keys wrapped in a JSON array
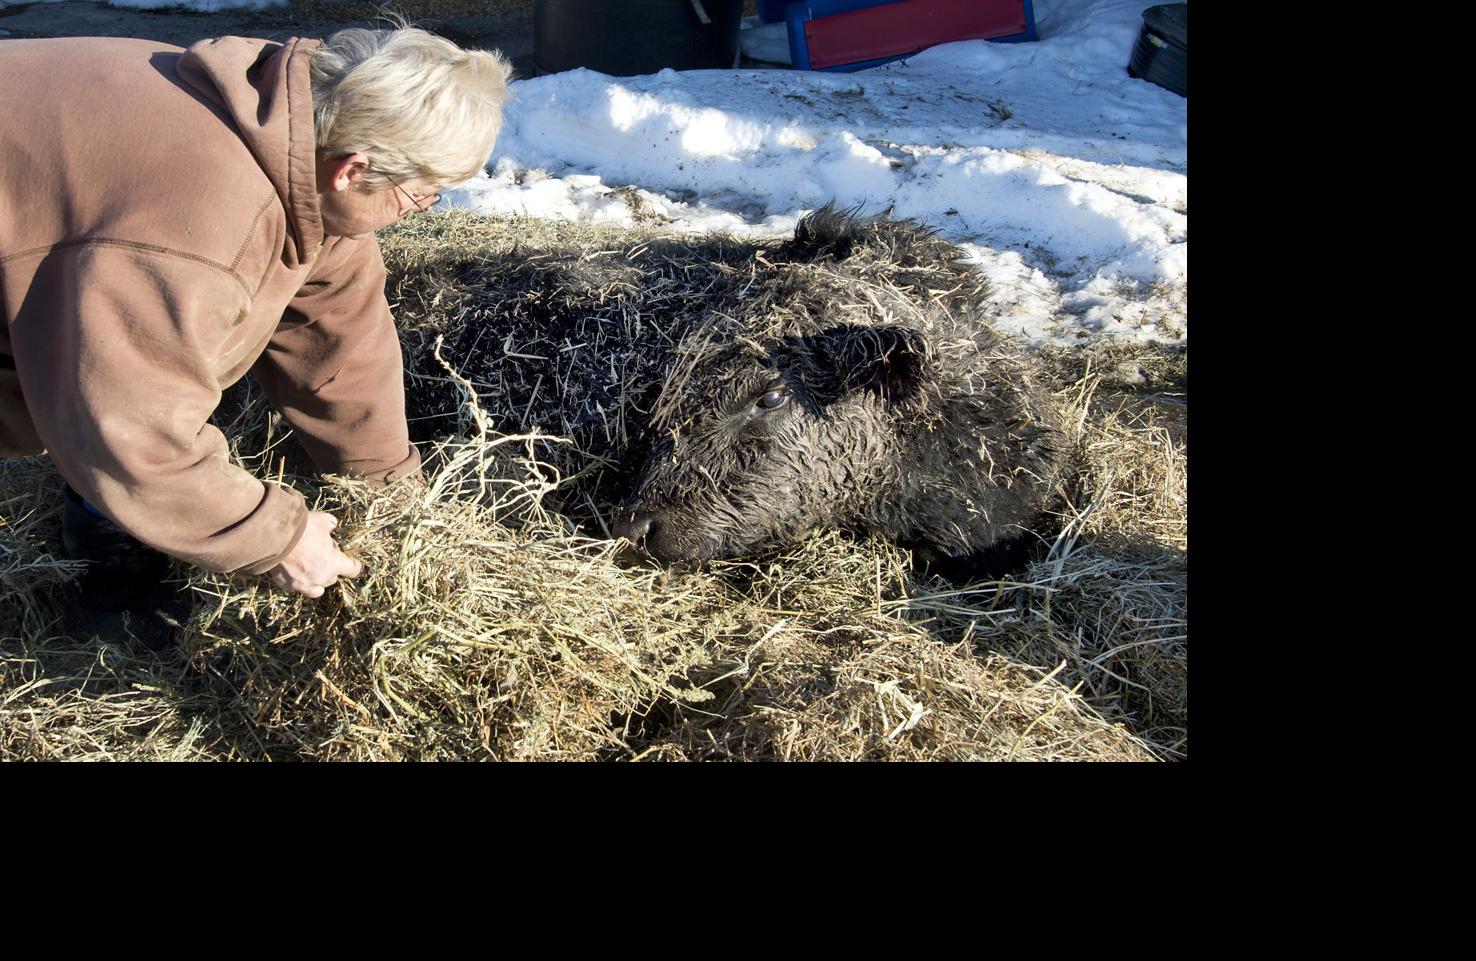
[
  {"x1": 10, "y1": 244, "x2": 308, "y2": 575},
  {"x1": 250, "y1": 234, "x2": 420, "y2": 485}
]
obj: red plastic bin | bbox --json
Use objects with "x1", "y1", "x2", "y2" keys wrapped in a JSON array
[{"x1": 786, "y1": 0, "x2": 1037, "y2": 72}]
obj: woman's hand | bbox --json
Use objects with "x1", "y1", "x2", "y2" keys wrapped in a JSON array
[{"x1": 267, "y1": 511, "x2": 364, "y2": 598}]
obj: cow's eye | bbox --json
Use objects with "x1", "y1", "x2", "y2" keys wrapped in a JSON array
[{"x1": 756, "y1": 389, "x2": 789, "y2": 411}]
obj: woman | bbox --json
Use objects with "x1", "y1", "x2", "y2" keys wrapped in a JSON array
[{"x1": 0, "y1": 25, "x2": 512, "y2": 646}]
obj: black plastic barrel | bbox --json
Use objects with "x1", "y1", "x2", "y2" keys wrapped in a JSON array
[
  {"x1": 1127, "y1": 4, "x2": 1187, "y2": 97},
  {"x1": 534, "y1": 0, "x2": 745, "y2": 76}
]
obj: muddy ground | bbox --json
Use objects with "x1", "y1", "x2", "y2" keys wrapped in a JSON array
[{"x1": 0, "y1": 1, "x2": 540, "y2": 75}]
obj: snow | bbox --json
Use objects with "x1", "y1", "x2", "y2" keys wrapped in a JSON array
[
  {"x1": 467, "y1": 0, "x2": 1187, "y2": 349},
  {"x1": 2, "y1": 0, "x2": 1186, "y2": 348}
]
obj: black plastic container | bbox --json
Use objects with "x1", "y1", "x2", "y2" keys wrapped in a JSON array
[
  {"x1": 534, "y1": 0, "x2": 746, "y2": 76},
  {"x1": 1127, "y1": 3, "x2": 1187, "y2": 97}
]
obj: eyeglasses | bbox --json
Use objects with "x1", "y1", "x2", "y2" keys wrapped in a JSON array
[{"x1": 385, "y1": 174, "x2": 443, "y2": 213}]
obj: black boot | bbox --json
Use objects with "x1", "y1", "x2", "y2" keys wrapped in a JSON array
[{"x1": 61, "y1": 485, "x2": 189, "y2": 652}]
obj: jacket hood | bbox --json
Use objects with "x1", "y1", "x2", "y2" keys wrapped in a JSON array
[{"x1": 176, "y1": 36, "x2": 323, "y2": 267}]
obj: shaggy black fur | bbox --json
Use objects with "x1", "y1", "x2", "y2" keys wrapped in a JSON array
[
  {"x1": 396, "y1": 205, "x2": 1064, "y2": 580},
  {"x1": 614, "y1": 207, "x2": 1063, "y2": 579}
]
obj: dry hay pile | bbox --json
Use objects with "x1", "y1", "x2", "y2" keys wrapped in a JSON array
[
  {"x1": 383, "y1": 214, "x2": 778, "y2": 521},
  {"x1": 0, "y1": 461, "x2": 220, "y2": 760},
  {"x1": 0, "y1": 211, "x2": 1186, "y2": 761},
  {"x1": 2, "y1": 421, "x2": 1162, "y2": 761}
]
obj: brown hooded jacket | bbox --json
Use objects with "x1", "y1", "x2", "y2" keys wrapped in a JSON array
[{"x1": 0, "y1": 36, "x2": 419, "y2": 575}]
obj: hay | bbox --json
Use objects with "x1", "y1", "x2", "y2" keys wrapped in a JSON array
[
  {"x1": 0, "y1": 459, "x2": 80, "y2": 641},
  {"x1": 177, "y1": 434, "x2": 726, "y2": 760},
  {"x1": 2, "y1": 411, "x2": 1162, "y2": 760},
  {"x1": 0, "y1": 211, "x2": 1185, "y2": 761},
  {"x1": 0, "y1": 460, "x2": 226, "y2": 760},
  {"x1": 382, "y1": 212, "x2": 766, "y2": 520},
  {"x1": 176, "y1": 369, "x2": 1155, "y2": 761},
  {"x1": 629, "y1": 533, "x2": 1154, "y2": 761}
]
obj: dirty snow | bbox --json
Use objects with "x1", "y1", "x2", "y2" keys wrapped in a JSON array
[{"x1": 465, "y1": 0, "x2": 1188, "y2": 348}]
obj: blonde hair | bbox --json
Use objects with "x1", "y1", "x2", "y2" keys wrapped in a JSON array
[{"x1": 310, "y1": 26, "x2": 514, "y2": 190}]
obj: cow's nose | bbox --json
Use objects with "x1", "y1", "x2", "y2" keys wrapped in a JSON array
[{"x1": 614, "y1": 514, "x2": 654, "y2": 542}]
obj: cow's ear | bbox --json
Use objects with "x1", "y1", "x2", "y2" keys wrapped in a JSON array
[{"x1": 807, "y1": 324, "x2": 931, "y2": 406}]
